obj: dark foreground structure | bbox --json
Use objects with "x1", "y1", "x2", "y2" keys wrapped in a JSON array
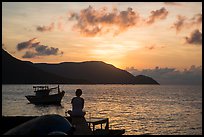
[{"x1": 2, "y1": 114, "x2": 125, "y2": 135}]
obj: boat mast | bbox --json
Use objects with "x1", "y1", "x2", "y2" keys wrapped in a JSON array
[{"x1": 58, "y1": 85, "x2": 60, "y2": 93}]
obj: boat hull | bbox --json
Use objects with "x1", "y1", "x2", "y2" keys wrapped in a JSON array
[{"x1": 25, "y1": 91, "x2": 65, "y2": 105}]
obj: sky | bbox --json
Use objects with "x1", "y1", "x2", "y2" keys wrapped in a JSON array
[{"x1": 2, "y1": 2, "x2": 202, "y2": 74}]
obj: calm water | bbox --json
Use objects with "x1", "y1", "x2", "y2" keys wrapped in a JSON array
[{"x1": 2, "y1": 84, "x2": 202, "y2": 135}]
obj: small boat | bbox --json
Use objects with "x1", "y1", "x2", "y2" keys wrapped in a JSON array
[{"x1": 25, "y1": 85, "x2": 65, "y2": 105}]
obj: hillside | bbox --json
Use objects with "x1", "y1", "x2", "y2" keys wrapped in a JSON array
[
  {"x1": 34, "y1": 61, "x2": 137, "y2": 84},
  {"x1": 2, "y1": 49, "x2": 89, "y2": 84},
  {"x1": 2, "y1": 49, "x2": 159, "y2": 84},
  {"x1": 134, "y1": 75, "x2": 159, "y2": 84},
  {"x1": 34, "y1": 62, "x2": 159, "y2": 84}
]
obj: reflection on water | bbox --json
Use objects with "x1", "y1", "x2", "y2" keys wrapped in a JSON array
[
  {"x1": 2, "y1": 84, "x2": 202, "y2": 135},
  {"x1": 33, "y1": 104, "x2": 65, "y2": 116}
]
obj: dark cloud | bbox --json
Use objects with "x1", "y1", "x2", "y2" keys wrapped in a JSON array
[
  {"x1": 36, "y1": 22, "x2": 55, "y2": 32},
  {"x1": 171, "y1": 13, "x2": 202, "y2": 32},
  {"x1": 35, "y1": 45, "x2": 61, "y2": 56},
  {"x1": 22, "y1": 46, "x2": 62, "y2": 58},
  {"x1": 126, "y1": 65, "x2": 202, "y2": 85},
  {"x1": 16, "y1": 38, "x2": 63, "y2": 58},
  {"x1": 22, "y1": 51, "x2": 36, "y2": 58},
  {"x1": 145, "y1": 7, "x2": 168, "y2": 24},
  {"x1": 16, "y1": 38, "x2": 37, "y2": 51},
  {"x1": 68, "y1": 6, "x2": 169, "y2": 37},
  {"x1": 185, "y1": 29, "x2": 202, "y2": 45}
]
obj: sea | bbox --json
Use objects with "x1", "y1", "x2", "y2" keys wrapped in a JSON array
[{"x1": 2, "y1": 84, "x2": 202, "y2": 135}]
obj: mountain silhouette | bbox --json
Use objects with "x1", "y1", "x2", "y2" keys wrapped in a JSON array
[
  {"x1": 134, "y1": 75, "x2": 159, "y2": 84},
  {"x1": 2, "y1": 49, "x2": 159, "y2": 84},
  {"x1": 2, "y1": 49, "x2": 89, "y2": 84}
]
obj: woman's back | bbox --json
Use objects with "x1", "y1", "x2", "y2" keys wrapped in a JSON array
[{"x1": 72, "y1": 97, "x2": 84, "y2": 111}]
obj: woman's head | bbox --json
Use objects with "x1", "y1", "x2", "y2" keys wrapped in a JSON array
[{"x1": 75, "y1": 89, "x2": 82, "y2": 97}]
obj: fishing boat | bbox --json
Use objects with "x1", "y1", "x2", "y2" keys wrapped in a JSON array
[{"x1": 25, "y1": 85, "x2": 65, "y2": 105}]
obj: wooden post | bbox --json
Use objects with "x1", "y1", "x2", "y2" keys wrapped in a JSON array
[{"x1": 105, "y1": 118, "x2": 109, "y2": 130}]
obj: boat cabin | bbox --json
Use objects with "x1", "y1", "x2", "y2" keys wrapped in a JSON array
[{"x1": 33, "y1": 86, "x2": 50, "y2": 96}]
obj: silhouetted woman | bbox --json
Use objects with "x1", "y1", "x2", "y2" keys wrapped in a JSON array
[{"x1": 68, "y1": 89, "x2": 86, "y2": 117}]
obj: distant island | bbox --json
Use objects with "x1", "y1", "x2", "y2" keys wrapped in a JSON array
[{"x1": 2, "y1": 49, "x2": 159, "y2": 85}]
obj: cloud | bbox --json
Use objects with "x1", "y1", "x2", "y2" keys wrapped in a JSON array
[
  {"x1": 145, "y1": 44, "x2": 156, "y2": 50},
  {"x1": 145, "y1": 7, "x2": 168, "y2": 24},
  {"x1": 164, "y1": 2, "x2": 182, "y2": 6},
  {"x1": 185, "y1": 29, "x2": 202, "y2": 45},
  {"x1": 36, "y1": 22, "x2": 55, "y2": 32},
  {"x1": 126, "y1": 65, "x2": 202, "y2": 85},
  {"x1": 191, "y1": 13, "x2": 202, "y2": 24},
  {"x1": 68, "y1": 6, "x2": 169, "y2": 37},
  {"x1": 22, "y1": 45, "x2": 63, "y2": 58},
  {"x1": 35, "y1": 45, "x2": 63, "y2": 56},
  {"x1": 16, "y1": 38, "x2": 63, "y2": 58},
  {"x1": 145, "y1": 44, "x2": 166, "y2": 50},
  {"x1": 171, "y1": 13, "x2": 202, "y2": 33},
  {"x1": 22, "y1": 51, "x2": 36, "y2": 58},
  {"x1": 68, "y1": 6, "x2": 141, "y2": 36},
  {"x1": 147, "y1": 45, "x2": 155, "y2": 50},
  {"x1": 171, "y1": 15, "x2": 187, "y2": 32},
  {"x1": 16, "y1": 38, "x2": 37, "y2": 51}
]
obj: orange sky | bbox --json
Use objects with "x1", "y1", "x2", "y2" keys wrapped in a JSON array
[{"x1": 2, "y1": 2, "x2": 202, "y2": 70}]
